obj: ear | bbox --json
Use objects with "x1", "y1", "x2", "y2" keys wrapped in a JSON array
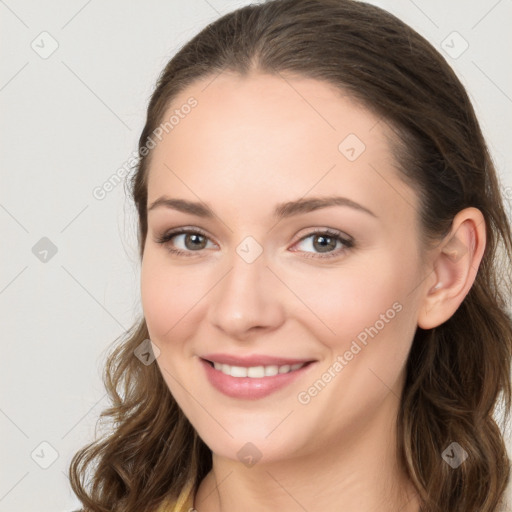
[{"x1": 417, "y1": 207, "x2": 486, "y2": 330}]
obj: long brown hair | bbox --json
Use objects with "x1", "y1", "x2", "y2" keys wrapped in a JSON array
[{"x1": 69, "y1": 1, "x2": 512, "y2": 510}]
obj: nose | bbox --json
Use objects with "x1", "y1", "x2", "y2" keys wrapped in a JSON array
[{"x1": 206, "y1": 250, "x2": 286, "y2": 341}]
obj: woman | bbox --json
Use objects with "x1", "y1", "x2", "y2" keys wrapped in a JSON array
[{"x1": 69, "y1": 0, "x2": 512, "y2": 510}]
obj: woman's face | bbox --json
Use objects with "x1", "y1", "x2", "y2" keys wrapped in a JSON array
[{"x1": 141, "y1": 72, "x2": 429, "y2": 464}]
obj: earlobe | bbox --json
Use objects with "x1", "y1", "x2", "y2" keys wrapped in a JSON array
[{"x1": 417, "y1": 207, "x2": 486, "y2": 330}]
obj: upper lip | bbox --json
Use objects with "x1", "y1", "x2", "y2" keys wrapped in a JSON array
[{"x1": 201, "y1": 353, "x2": 316, "y2": 367}]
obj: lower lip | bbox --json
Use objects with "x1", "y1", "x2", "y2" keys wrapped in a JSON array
[{"x1": 200, "y1": 358, "x2": 316, "y2": 400}]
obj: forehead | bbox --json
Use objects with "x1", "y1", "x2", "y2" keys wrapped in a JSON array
[{"x1": 146, "y1": 72, "x2": 418, "y2": 224}]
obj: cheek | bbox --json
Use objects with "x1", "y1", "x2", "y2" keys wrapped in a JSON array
[
  {"x1": 140, "y1": 253, "x2": 209, "y2": 343},
  {"x1": 290, "y1": 262, "x2": 404, "y2": 342},
  {"x1": 287, "y1": 251, "x2": 420, "y2": 386},
  {"x1": 140, "y1": 255, "x2": 211, "y2": 406}
]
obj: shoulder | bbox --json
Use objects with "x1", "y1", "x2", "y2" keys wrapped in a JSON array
[
  {"x1": 66, "y1": 480, "x2": 195, "y2": 512},
  {"x1": 156, "y1": 479, "x2": 195, "y2": 512}
]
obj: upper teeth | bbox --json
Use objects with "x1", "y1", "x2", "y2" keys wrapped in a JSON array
[{"x1": 212, "y1": 362, "x2": 306, "y2": 378}]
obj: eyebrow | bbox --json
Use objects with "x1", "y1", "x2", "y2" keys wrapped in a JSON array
[{"x1": 147, "y1": 195, "x2": 377, "y2": 219}]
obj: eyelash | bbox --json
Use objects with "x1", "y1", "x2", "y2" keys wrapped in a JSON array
[{"x1": 154, "y1": 227, "x2": 354, "y2": 260}]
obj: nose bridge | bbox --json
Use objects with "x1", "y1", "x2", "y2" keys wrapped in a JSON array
[{"x1": 207, "y1": 243, "x2": 285, "y2": 336}]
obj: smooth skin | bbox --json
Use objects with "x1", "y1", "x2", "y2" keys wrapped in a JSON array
[{"x1": 140, "y1": 72, "x2": 486, "y2": 512}]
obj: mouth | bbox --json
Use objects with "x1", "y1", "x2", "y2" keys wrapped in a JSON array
[{"x1": 199, "y1": 356, "x2": 317, "y2": 400}]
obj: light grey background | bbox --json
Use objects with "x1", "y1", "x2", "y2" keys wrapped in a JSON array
[{"x1": 1, "y1": 1, "x2": 511, "y2": 510}]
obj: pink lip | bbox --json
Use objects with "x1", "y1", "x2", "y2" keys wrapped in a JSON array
[
  {"x1": 199, "y1": 356, "x2": 317, "y2": 400},
  {"x1": 201, "y1": 353, "x2": 314, "y2": 367}
]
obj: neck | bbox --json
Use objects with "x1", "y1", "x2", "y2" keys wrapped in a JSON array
[{"x1": 193, "y1": 391, "x2": 421, "y2": 512}]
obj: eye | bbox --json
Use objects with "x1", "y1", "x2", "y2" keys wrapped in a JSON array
[
  {"x1": 154, "y1": 227, "x2": 354, "y2": 259},
  {"x1": 154, "y1": 228, "x2": 216, "y2": 257},
  {"x1": 291, "y1": 228, "x2": 354, "y2": 259}
]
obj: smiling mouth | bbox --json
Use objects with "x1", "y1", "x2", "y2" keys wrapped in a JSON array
[
  {"x1": 202, "y1": 359, "x2": 314, "y2": 378},
  {"x1": 200, "y1": 357, "x2": 317, "y2": 400}
]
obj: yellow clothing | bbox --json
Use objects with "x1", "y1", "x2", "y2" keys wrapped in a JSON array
[{"x1": 156, "y1": 479, "x2": 195, "y2": 512}]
